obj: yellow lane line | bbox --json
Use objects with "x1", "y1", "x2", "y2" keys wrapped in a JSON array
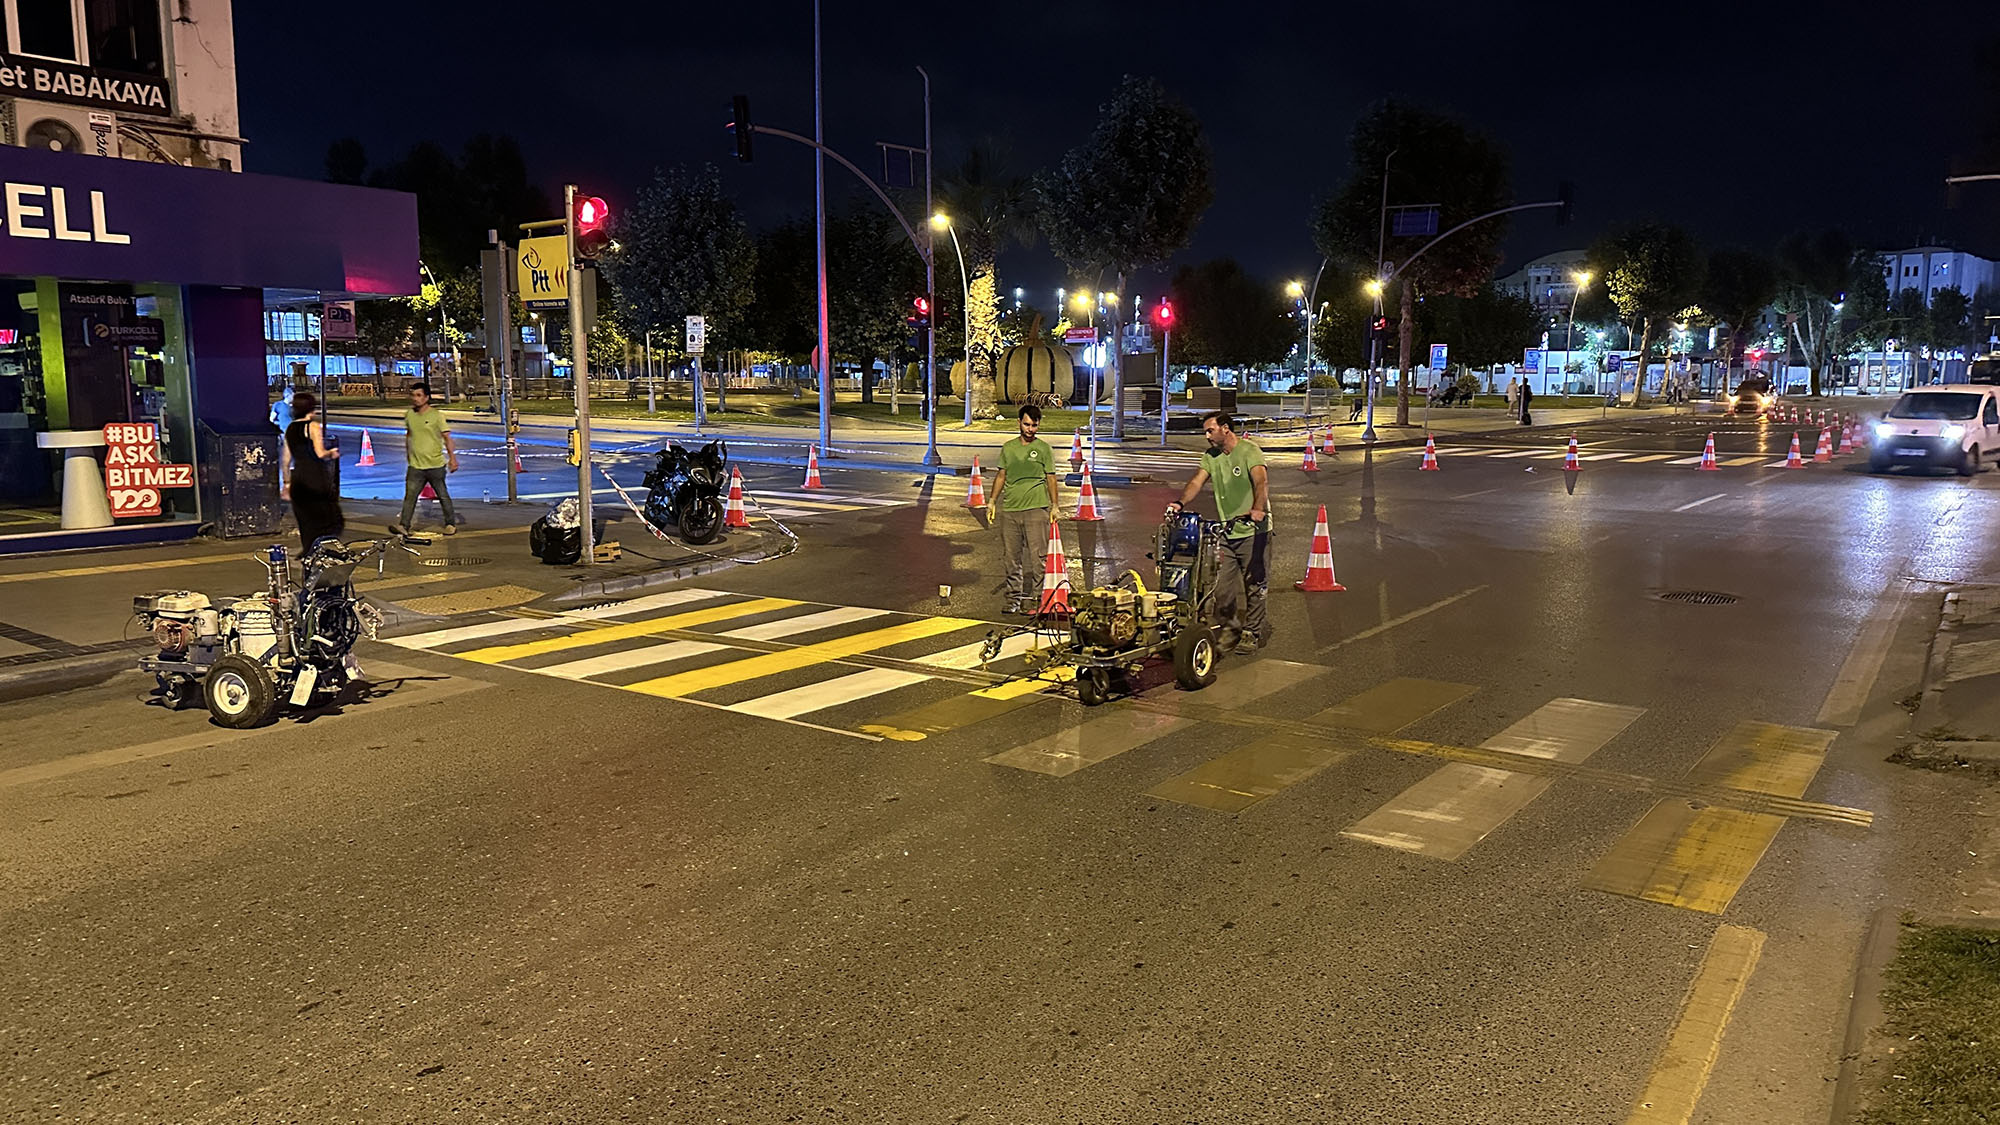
[
  {"x1": 0, "y1": 553, "x2": 247, "y2": 584},
  {"x1": 625, "y1": 616, "x2": 982, "y2": 699},
  {"x1": 454, "y1": 597, "x2": 799, "y2": 663},
  {"x1": 1817, "y1": 580, "x2": 1909, "y2": 726},
  {"x1": 1624, "y1": 924, "x2": 1765, "y2": 1124}
]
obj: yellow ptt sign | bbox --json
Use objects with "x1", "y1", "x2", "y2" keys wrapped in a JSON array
[{"x1": 518, "y1": 235, "x2": 570, "y2": 310}]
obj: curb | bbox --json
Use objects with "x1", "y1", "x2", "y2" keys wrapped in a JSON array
[
  {"x1": 1827, "y1": 906, "x2": 1901, "y2": 1124},
  {"x1": 0, "y1": 649, "x2": 134, "y2": 703},
  {"x1": 545, "y1": 555, "x2": 752, "y2": 608}
]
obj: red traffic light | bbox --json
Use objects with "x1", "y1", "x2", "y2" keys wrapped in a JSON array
[
  {"x1": 1153, "y1": 300, "x2": 1175, "y2": 328},
  {"x1": 913, "y1": 295, "x2": 931, "y2": 317},
  {"x1": 574, "y1": 195, "x2": 611, "y2": 257}
]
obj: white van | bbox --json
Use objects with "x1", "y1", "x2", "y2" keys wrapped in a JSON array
[{"x1": 1870, "y1": 386, "x2": 2000, "y2": 475}]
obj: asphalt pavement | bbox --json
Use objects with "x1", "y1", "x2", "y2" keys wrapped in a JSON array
[{"x1": 3, "y1": 407, "x2": 1996, "y2": 1123}]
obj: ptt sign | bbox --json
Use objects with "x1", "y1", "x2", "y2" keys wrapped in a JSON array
[
  {"x1": 2, "y1": 182, "x2": 130, "y2": 244},
  {"x1": 517, "y1": 235, "x2": 569, "y2": 310}
]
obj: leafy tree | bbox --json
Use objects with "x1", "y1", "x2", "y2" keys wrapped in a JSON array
[
  {"x1": 1166, "y1": 259, "x2": 1294, "y2": 367},
  {"x1": 1700, "y1": 248, "x2": 1779, "y2": 380},
  {"x1": 334, "y1": 134, "x2": 553, "y2": 272},
  {"x1": 1892, "y1": 286, "x2": 1931, "y2": 351},
  {"x1": 827, "y1": 205, "x2": 926, "y2": 384},
  {"x1": 605, "y1": 165, "x2": 756, "y2": 355},
  {"x1": 1588, "y1": 222, "x2": 1704, "y2": 402},
  {"x1": 935, "y1": 145, "x2": 1036, "y2": 418},
  {"x1": 1038, "y1": 75, "x2": 1214, "y2": 436},
  {"x1": 743, "y1": 218, "x2": 817, "y2": 361},
  {"x1": 1773, "y1": 229, "x2": 1852, "y2": 396},
  {"x1": 1930, "y1": 286, "x2": 1973, "y2": 353},
  {"x1": 1836, "y1": 254, "x2": 1895, "y2": 356}
]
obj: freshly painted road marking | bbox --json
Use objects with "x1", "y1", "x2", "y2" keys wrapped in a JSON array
[
  {"x1": 1666, "y1": 456, "x2": 1705, "y2": 466},
  {"x1": 536, "y1": 639, "x2": 729, "y2": 680},
  {"x1": 455, "y1": 597, "x2": 799, "y2": 663},
  {"x1": 561, "y1": 588, "x2": 730, "y2": 620},
  {"x1": 1315, "y1": 677, "x2": 1477, "y2": 732},
  {"x1": 1317, "y1": 587, "x2": 1489, "y2": 653},
  {"x1": 1623, "y1": 925, "x2": 1765, "y2": 1125},
  {"x1": 1583, "y1": 721, "x2": 1837, "y2": 913},
  {"x1": 625, "y1": 616, "x2": 978, "y2": 699},
  {"x1": 1488, "y1": 449, "x2": 1543, "y2": 459},
  {"x1": 719, "y1": 605, "x2": 887, "y2": 641},
  {"x1": 729, "y1": 667, "x2": 932, "y2": 720},
  {"x1": 1621, "y1": 454, "x2": 1678, "y2": 463},
  {"x1": 1672, "y1": 494, "x2": 1727, "y2": 512},
  {"x1": 1340, "y1": 698, "x2": 1644, "y2": 858},
  {"x1": 0, "y1": 552, "x2": 247, "y2": 584},
  {"x1": 1725, "y1": 455, "x2": 1770, "y2": 466},
  {"x1": 387, "y1": 616, "x2": 566, "y2": 650},
  {"x1": 916, "y1": 632, "x2": 1043, "y2": 671},
  {"x1": 1817, "y1": 580, "x2": 1909, "y2": 726}
]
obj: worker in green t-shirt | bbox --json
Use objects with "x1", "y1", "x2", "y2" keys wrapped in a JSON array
[
  {"x1": 1167, "y1": 410, "x2": 1271, "y2": 656},
  {"x1": 393, "y1": 381, "x2": 461, "y2": 537},
  {"x1": 986, "y1": 403, "x2": 1062, "y2": 615}
]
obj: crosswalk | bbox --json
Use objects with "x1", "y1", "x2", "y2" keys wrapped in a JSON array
[
  {"x1": 380, "y1": 588, "x2": 1867, "y2": 916},
  {"x1": 1396, "y1": 444, "x2": 1863, "y2": 470},
  {"x1": 742, "y1": 488, "x2": 916, "y2": 521}
]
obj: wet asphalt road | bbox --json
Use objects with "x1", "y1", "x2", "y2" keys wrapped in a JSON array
[{"x1": 3, "y1": 412, "x2": 1998, "y2": 1123}]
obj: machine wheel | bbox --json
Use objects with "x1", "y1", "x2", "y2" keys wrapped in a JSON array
[
  {"x1": 204, "y1": 654, "x2": 278, "y2": 729},
  {"x1": 678, "y1": 494, "x2": 724, "y2": 545},
  {"x1": 1173, "y1": 625, "x2": 1218, "y2": 690},
  {"x1": 1961, "y1": 445, "x2": 1981, "y2": 477},
  {"x1": 1077, "y1": 668, "x2": 1111, "y2": 707}
]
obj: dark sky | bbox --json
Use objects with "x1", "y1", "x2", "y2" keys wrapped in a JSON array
[{"x1": 238, "y1": 0, "x2": 1998, "y2": 300}]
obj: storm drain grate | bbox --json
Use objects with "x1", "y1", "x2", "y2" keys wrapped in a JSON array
[
  {"x1": 1658, "y1": 589, "x2": 1739, "y2": 606},
  {"x1": 418, "y1": 556, "x2": 492, "y2": 568}
]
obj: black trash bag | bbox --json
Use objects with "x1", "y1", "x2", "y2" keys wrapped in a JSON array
[{"x1": 530, "y1": 498, "x2": 583, "y2": 565}]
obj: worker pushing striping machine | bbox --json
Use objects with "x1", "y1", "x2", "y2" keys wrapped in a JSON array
[{"x1": 999, "y1": 510, "x2": 1248, "y2": 706}]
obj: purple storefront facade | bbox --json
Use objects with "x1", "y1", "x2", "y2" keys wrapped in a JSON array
[{"x1": 0, "y1": 144, "x2": 417, "y2": 553}]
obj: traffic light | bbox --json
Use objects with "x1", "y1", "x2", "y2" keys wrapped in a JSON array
[
  {"x1": 1153, "y1": 300, "x2": 1175, "y2": 330},
  {"x1": 1556, "y1": 180, "x2": 1575, "y2": 226},
  {"x1": 573, "y1": 195, "x2": 611, "y2": 258},
  {"x1": 904, "y1": 295, "x2": 932, "y2": 351},
  {"x1": 912, "y1": 295, "x2": 931, "y2": 326},
  {"x1": 731, "y1": 95, "x2": 753, "y2": 163}
]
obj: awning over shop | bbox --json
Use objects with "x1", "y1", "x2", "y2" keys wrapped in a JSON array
[{"x1": 0, "y1": 146, "x2": 418, "y2": 297}]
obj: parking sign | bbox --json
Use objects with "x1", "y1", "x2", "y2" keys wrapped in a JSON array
[
  {"x1": 686, "y1": 315, "x2": 706, "y2": 355},
  {"x1": 1429, "y1": 343, "x2": 1448, "y2": 370}
]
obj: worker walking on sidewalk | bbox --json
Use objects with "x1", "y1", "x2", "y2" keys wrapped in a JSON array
[
  {"x1": 1168, "y1": 410, "x2": 1271, "y2": 656},
  {"x1": 987, "y1": 403, "x2": 1061, "y2": 615},
  {"x1": 392, "y1": 381, "x2": 461, "y2": 536}
]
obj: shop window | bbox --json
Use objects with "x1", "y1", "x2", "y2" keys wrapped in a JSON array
[
  {"x1": 14, "y1": 0, "x2": 81, "y2": 61},
  {"x1": 84, "y1": 0, "x2": 162, "y2": 77}
]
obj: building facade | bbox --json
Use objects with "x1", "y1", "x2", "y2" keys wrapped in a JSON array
[
  {"x1": 1877, "y1": 246, "x2": 1998, "y2": 304},
  {"x1": 1493, "y1": 249, "x2": 1590, "y2": 317},
  {"x1": 1, "y1": 0, "x2": 417, "y2": 552}
]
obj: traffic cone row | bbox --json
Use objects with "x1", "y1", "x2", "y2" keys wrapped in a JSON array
[
  {"x1": 1037, "y1": 519, "x2": 1071, "y2": 616},
  {"x1": 1814, "y1": 427, "x2": 1833, "y2": 463},
  {"x1": 356, "y1": 429, "x2": 376, "y2": 467},
  {"x1": 1698, "y1": 433, "x2": 1720, "y2": 470},
  {"x1": 1324, "y1": 430, "x2": 1338, "y2": 457},
  {"x1": 1074, "y1": 464, "x2": 1103, "y2": 521},
  {"x1": 1562, "y1": 435, "x2": 1582, "y2": 471},
  {"x1": 1785, "y1": 432, "x2": 1806, "y2": 468},
  {"x1": 802, "y1": 444, "x2": 824, "y2": 488},
  {"x1": 1839, "y1": 425, "x2": 1855, "y2": 455},
  {"x1": 964, "y1": 457, "x2": 987, "y2": 508},
  {"x1": 1301, "y1": 433, "x2": 1320, "y2": 472},
  {"x1": 1069, "y1": 432, "x2": 1084, "y2": 469},
  {"x1": 1419, "y1": 434, "x2": 1440, "y2": 470},
  {"x1": 1294, "y1": 505, "x2": 1345, "y2": 592},
  {"x1": 724, "y1": 465, "x2": 749, "y2": 527}
]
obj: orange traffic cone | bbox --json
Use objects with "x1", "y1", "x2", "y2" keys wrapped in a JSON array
[
  {"x1": 1036, "y1": 519, "x2": 1072, "y2": 616},
  {"x1": 1563, "y1": 435, "x2": 1582, "y2": 470},
  {"x1": 1840, "y1": 425, "x2": 1856, "y2": 454},
  {"x1": 1074, "y1": 464, "x2": 1104, "y2": 521},
  {"x1": 1698, "y1": 433, "x2": 1720, "y2": 470},
  {"x1": 1301, "y1": 435, "x2": 1320, "y2": 472},
  {"x1": 964, "y1": 457, "x2": 987, "y2": 508},
  {"x1": 419, "y1": 480, "x2": 436, "y2": 500},
  {"x1": 1419, "y1": 435, "x2": 1440, "y2": 470},
  {"x1": 1324, "y1": 430, "x2": 1338, "y2": 457},
  {"x1": 1786, "y1": 432, "x2": 1806, "y2": 468},
  {"x1": 356, "y1": 428, "x2": 376, "y2": 467},
  {"x1": 802, "y1": 444, "x2": 824, "y2": 489},
  {"x1": 724, "y1": 465, "x2": 749, "y2": 528},
  {"x1": 1814, "y1": 427, "x2": 1833, "y2": 462},
  {"x1": 1294, "y1": 504, "x2": 1346, "y2": 592},
  {"x1": 1069, "y1": 432, "x2": 1084, "y2": 469},
  {"x1": 511, "y1": 441, "x2": 524, "y2": 473}
]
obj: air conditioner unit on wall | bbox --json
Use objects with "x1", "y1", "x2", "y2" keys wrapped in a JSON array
[{"x1": 2, "y1": 99, "x2": 117, "y2": 158}]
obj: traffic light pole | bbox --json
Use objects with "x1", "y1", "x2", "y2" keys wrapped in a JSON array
[
  {"x1": 565, "y1": 183, "x2": 595, "y2": 565},
  {"x1": 1159, "y1": 324, "x2": 1171, "y2": 449}
]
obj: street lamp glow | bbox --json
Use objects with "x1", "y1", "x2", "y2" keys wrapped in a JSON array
[
  {"x1": 929, "y1": 212, "x2": 950, "y2": 230},
  {"x1": 1285, "y1": 280, "x2": 1305, "y2": 299},
  {"x1": 1364, "y1": 279, "x2": 1384, "y2": 298},
  {"x1": 1573, "y1": 270, "x2": 1593, "y2": 287}
]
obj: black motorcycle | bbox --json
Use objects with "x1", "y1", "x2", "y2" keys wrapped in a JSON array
[{"x1": 642, "y1": 439, "x2": 729, "y2": 545}]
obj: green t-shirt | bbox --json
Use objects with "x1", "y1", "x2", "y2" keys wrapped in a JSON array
[
  {"x1": 997, "y1": 437, "x2": 1057, "y2": 512},
  {"x1": 1200, "y1": 438, "x2": 1268, "y2": 539},
  {"x1": 404, "y1": 407, "x2": 450, "y2": 470}
]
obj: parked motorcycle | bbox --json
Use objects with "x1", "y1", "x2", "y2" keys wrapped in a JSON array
[
  {"x1": 641, "y1": 439, "x2": 729, "y2": 545},
  {"x1": 135, "y1": 538, "x2": 398, "y2": 728}
]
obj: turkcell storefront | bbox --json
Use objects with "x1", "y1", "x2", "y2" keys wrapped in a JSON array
[{"x1": 0, "y1": 143, "x2": 416, "y2": 552}]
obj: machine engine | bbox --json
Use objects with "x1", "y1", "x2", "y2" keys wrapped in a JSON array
[
  {"x1": 1072, "y1": 584, "x2": 1176, "y2": 653},
  {"x1": 133, "y1": 591, "x2": 220, "y2": 657}
]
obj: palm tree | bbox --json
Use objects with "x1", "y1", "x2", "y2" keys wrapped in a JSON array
[{"x1": 934, "y1": 145, "x2": 1036, "y2": 419}]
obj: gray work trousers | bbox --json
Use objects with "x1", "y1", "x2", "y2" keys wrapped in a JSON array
[
  {"x1": 1215, "y1": 530, "x2": 1271, "y2": 643},
  {"x1": 999, "y1": 506, "x2": 1051, "y2": 602},
  {"x1": 399, "y1": 466, "x2": 457, "y2": 529}
]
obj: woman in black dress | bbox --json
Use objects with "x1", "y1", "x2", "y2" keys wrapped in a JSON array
[{"x1": 279, "y1": 391, "x2": 344, "y2": 548}]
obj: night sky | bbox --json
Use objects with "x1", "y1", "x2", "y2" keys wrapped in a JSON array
[{"x1": 237, "y1": 0, "x2": 1998, "y2": 297}]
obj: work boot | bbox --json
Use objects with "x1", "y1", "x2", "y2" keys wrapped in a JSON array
[
  {"x1": 443, "y1": 523, "x2": 458, "y2": 536},
  {"x1": 1217, "y1": 628, "x2": 1242, "y2": 654},
  {"x1": 1233, "y1": 637, "x2": 1260, "y2": 657},
  {"x1": 1005, "y1": 597, "x2": 1025, "y2": 616}
]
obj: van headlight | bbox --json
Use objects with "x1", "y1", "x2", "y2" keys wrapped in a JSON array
[
  {"x1": 1943, "y1": 424, "x2": 1966, "y2": 441},
  {"x1": 1875, "y1": 422, "x2": 1895, "y2": 440}
]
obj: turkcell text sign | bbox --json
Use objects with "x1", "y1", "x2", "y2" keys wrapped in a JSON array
[
  {"x1": 0, "y1": 52, "x2": 171, "y2": 115},
  {"x1": 1523, "y1": 348, "x2": 1544, "y2": 374},
  {"x1": 1429, "y1": 344, "x2": 1448, "y2": 370},
  {"x1": 102, "y1": 423, "x2": 193, "y2": 518},
  {"x1": 517, "y1": 236, "x2": 569, "y2": 310}
]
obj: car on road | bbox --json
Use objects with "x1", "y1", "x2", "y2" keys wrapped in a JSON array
[
  {"x1": 1724, "y1": 377, "x2": 1775, "y2": 414},
  {"x1": 1870, "y1": 387, "x2": 2000, "y2": 475}
]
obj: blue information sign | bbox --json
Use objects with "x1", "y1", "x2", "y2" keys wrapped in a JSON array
[
  {"x1": 1523, "y1": 348, "x2": 1544, "y2": 374},
  {"x1": 1429, "y1": 344, "x2": 1448, "y2": 370}
]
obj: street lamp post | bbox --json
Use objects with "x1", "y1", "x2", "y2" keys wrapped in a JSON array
[
  {"x1": 1565, "y1": 270, "x2": 1592, "y2": 394},
  {"x1": 932, "y1": 212, "x2": 973, "y2": 428},
  {"x1": 1286, "y1": 279, "x2": 1309, "y2": 389},
  {"x1": 1363, "y1": 277, "x2": 1385, "y2": 443}
]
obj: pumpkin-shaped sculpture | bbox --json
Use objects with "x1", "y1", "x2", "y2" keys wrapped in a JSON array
[{"x1": 995, "y1": 344, "x2": 1077, "y2": 405}]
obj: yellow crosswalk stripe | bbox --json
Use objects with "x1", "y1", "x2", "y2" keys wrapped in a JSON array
[
  {"x1": 624, "y1": 615, "x2": 981, "y2": 700},
  {"x1": 453, "y1": 597, "x2": 800, "y2": 663},
  {"x1": 1582, "y1": 720, "x2": 1836, "y2": 913}
]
